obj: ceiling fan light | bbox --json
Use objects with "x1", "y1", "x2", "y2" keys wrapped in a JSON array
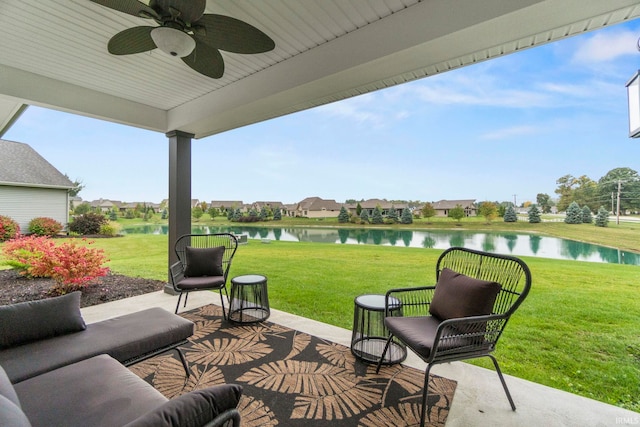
[{"x1": 150, "y1": 27, "x2": 195, "y2": 57}]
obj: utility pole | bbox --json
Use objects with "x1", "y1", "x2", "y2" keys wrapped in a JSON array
[
  {"x1": 616, "y1": 180, "x2": 622, "y2": 225},
  {"x1": 513, "y1": 194, "x2": 517, "y2": 207},
  {"x1": 611, "y1": 192, "x2": 615, "y2": 214}
]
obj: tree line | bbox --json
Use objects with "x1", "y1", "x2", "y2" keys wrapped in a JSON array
[{"x1": 552, "y1": 167, "x2": 640, "y2": 214}]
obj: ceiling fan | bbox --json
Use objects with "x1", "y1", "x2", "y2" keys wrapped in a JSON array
[{"x1": 90, "y1": 0, "x2": 275, "y2": 78}]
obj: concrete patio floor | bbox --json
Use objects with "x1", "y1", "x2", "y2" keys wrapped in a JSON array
[{"x1": 81, "y1": 291, "x2": 639, "y2": 427}]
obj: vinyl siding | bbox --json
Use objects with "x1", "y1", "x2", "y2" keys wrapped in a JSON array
[{"x1": 0, "y1": 185, "x2": 69, "y2": 231}]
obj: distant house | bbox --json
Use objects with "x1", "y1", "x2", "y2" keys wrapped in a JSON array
[
  {"x1": 431, "y1": 199, "x2": 477, "y2": 217},
  {"x1": 90, "y1": 198, "x2": 121, "y2": 213},
  {"x1": 346, "y1": 199, "x2": 409, "y2": 217},
  {"x1": 252, "y1": 201, "x2": 286, "y2": 213},
  {"x1": 209, "y1": 201, "x2": 243, "y2": 213},
  {"x1": 0, "y1": 139, "x2": 74, "y2": 231},
  {"x1": 294, "y1": 197, "x2": 342, "y2": 218},
  {"x1": 283, "y1": 203, "x2": 297, "y2": 217}
]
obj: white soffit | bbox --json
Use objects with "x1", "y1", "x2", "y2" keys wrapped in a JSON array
[{"x1": 1, "y1": 0, "x2": 639, "y2": 139}]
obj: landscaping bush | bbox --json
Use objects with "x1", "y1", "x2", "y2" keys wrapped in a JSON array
[
  {"x1": 2, "y1": 235, "x2": 109, "y2": 293},
  {"x1": 528, "y1": 205, "x2": 541, "y2": 223},
  {"x1": 0, "y1": 215, "x2": 20, "y2": 241},
  {"x1": 273, "y1": 207, "x2": 282, "y2": 221},
  {"x1": 68, "y1": 212, "x2": 107, "y2": 235},
  {"x1": 338, "y1": 206, "x2": 350, "y2": 223},
  {"x1": 564, "y1": 201, "x2": 583, "y2": 224},
  {"x1": 503, "y1": 206, "x2": 518, "y2": 222},
  {"x1": 99, "y1": 221, "x2": 121, "y2": 237},
  {"x1": 401, "y1": 208, "x2": 413, "y2": 224},
  {"x1": 595, "y1": 206, "x2": 609, "y2": 227},
  {"x1": 582, "y1": 205, "x2": 593, "y2": 224},
  {"x1": 28, "y1": 217, "x2": 63, "y2": 236},
  {"x1": 236, "y1": 215, "x2": 260, "y2": 223}
]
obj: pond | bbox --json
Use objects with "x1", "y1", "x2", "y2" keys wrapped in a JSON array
[{"x1": 120, "y1": 225, "x2": 640, "y2": 266}]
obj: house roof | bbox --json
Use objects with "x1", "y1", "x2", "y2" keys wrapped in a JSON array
[
  {"x1": 1, "y1": 1, "x2": 638, "y2": 139},
  {"x1": 0, "y1": 139, "x2": 74, "y2": 189},
  {"x1": 432, "y1": 199, "x2": 477, "y2": 209},
  {"x1": 297, "y1": 197, "x2": 342, "y2": 211},
  {"x1": 253, "y1": 201, "x2": 286, "y2": 209},
  {"x1": 209, "y1": 201, "x2": 243, "y2": 208}
]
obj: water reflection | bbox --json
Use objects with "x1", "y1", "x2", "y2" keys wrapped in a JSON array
[{"x1": 120, "y1": 225, "x2": 640, "y2": 265}]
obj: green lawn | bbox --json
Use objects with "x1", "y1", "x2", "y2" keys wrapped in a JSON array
[
  {"x1": 79, "y1": 233, "x2": 640, "y2": 411},
  {"x1": 2, "y1": 221, "x2": 639, "y2": 411}
]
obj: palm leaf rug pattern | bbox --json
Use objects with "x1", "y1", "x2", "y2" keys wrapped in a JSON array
[{"x1": 130, "y1": 305, "x2": 456, "y2": 426}]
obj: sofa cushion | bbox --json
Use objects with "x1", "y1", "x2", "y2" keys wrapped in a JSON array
[
  {"x1": 14, "y1": 355, "x2": 167, "y2": 427},
  {"x1": 0, "y1": 292, "x2": 85, "y2": 349},
  {"x1": 0, "y1": 307, "x2": 193, "y2": 383},
  {"x1": 124, "y1": 384, "x2": 243, "y2": 427},
  {"x1": 0, "y1": 395, "x2": 31, "y2": 427},
  {"x1": 0, "y1": 364, "x2": 20, "y2": 407},
  {"x1": 184, "y1": 246, "x2": 224, "y2": 277},
  {"x1": 429, "y1": 268, "x2": 501, "y2": 321}
]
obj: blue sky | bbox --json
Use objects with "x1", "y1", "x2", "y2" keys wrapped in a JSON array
[{"x1": 6, "y1": 19, "x2": 640, "y2": 206}]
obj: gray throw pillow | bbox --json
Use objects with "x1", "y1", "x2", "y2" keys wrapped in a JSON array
[
  {"x1": 0, "y1": 395, "x2": 32, "y2": 427},
  {"x1": 184, "y1": 246, "x2": 224, "y2": 277},
  {"x1": 124, "y1": 384, "x2": 242, "y2": 427},
  {"x1": 429, "y1": 268, "x2": 502, "y2": 321},
  {"x1": 0, "y1": 291, "x2": 86, "y2": 349},
  {"x1": 0, "y1": 365, "x2": 20, "y2": 407}
]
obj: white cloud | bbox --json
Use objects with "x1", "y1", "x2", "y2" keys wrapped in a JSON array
[
  {"x1": 410, "y1": 72, "x2": 553, "y2": 109},
  {"x1": 316, "y1": 90, "x2": 411, "y2": 128},
  {"x1": 480, "y1": 125, "x2": 539, "y2": 140},
  {"x1": 572, "y1": 29, "x2": 638, "y2": 63}
]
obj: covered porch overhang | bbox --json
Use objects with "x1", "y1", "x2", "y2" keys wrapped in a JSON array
[{"x1": 1, "y1": 0, "x2": 639, "y2": 270}]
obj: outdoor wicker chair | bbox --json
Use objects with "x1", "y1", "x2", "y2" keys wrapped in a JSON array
[
  {"x1": 169, "y1": 233, "x2": 238, "y2": 316},
  {"x1": 375, "y1": 247, "x2": 532, "y2": 427}
]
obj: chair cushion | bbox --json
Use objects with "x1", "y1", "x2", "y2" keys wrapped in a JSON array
[
  {"x1": 177, "y1": 276, "x2": 226, "y2": 290},
  {"x1": 384, "y1": 316, "x2": 472, "y2": 359},
  {"x1": 184, "y1": 246, "x2": 224, "y2": 277},
  {"x1": 0, "y1": 395, "x2": 31, "y2": 427},
  {"x1": 429, "y1": 268, "x2": 501, "y2": 321},
  {"x1": 123, "y1": 384, "x2": 243, "y2": 427},
  {"x1": 0, "y1": 292, "x2": 86, "y2": 349}
]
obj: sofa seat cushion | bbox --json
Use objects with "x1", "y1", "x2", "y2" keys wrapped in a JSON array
[
  {"x1": 0, "y1": 307, "x2": 194, "y2": 383},
  {"x1": 14, "y1": 355, "x2": 167, "y2": 427}
]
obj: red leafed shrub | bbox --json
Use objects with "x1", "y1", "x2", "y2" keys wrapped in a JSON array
[
  {"x1": 28, "y1": 217, "x2": 63, "y2": 236},
  {"x1": 2, "y1": 236, "x2": 110, "y2": 294},
  {"x1": 0, "y1": 215, "x2": 20, "y2": 242}
]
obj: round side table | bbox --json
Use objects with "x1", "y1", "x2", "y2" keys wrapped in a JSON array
[
  {"x1": 228, "y1": 274, "x2": 269, "y2": 323},
  {"x1": 350, "y1": 294, "x2": 406, "y2": 364}
]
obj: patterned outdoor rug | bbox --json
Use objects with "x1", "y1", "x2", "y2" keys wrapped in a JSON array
[{"x1": 130, "y1": 305, "x2": 456, "y2": 426}]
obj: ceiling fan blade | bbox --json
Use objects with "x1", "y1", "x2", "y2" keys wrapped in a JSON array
[
  {"x1": 150, "y1": 0, "x2": 206, "y2": 24},
  {"x1": 194, "y1": 14, "x2": 275, "y2": 54},
  {"x1": 182, "y1": 40, "x2": 224, "y2": 78},
  {"x1": 108, "y1": 26, "x2": 156, "y2": 55},
  {"x1": 90, "y1": 0, "x2": 159, "y2": 19}
]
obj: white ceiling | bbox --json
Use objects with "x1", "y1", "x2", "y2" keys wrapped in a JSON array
[{"x1": 1, "y1": 0, "x2": 640, "y2": 139}]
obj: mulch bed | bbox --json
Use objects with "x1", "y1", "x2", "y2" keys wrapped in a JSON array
[{"x1": 0, "y1": 269, "x2": 166, "y2": 307}]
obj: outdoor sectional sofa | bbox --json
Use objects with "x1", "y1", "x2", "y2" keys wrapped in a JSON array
[{"x1": 0, "y1": 292, "x2": 242, "y2": 426}]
